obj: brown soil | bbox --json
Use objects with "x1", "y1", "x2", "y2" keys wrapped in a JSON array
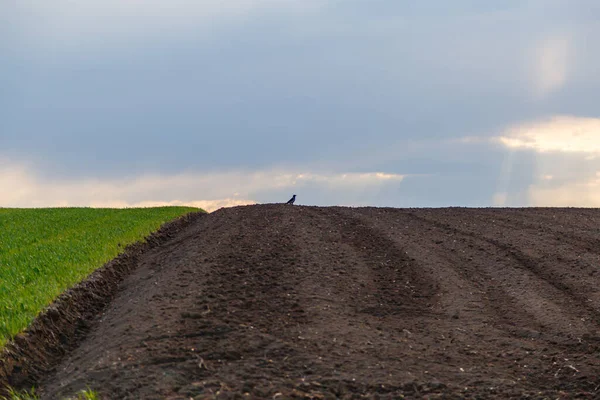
[{"x1": 9, "y1": 205, "x2": 600, "y2": 398}]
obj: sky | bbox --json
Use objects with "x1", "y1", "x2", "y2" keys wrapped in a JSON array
[{"x1": 2, "y1": 0, "x2": 600, "y2": 211}]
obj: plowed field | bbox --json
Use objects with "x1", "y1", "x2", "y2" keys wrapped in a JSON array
[{"x1": 35, "y1": 205, "x2": 600, "y2": 398}]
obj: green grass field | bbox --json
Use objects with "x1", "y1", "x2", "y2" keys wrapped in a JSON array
[{"x1": 0, "y1": 207, "x2": 199, "y2": 348}]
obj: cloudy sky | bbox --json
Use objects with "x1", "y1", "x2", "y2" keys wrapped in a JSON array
[{"x1": 2, "y1": 0, "x2": 599, "y2": 211}]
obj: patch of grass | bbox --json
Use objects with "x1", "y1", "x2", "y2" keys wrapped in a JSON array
[
  {"x1": 0, "y1": 207, "x2": 199, "y2": 348},
  {"x1": 1, "y1": 386, "x2": 100, "y2": 400},
  {"x1": 64, "y1": 387, "x2": 100, "y2": 400},
  {"x1": 0, "y1": 386, "x2": 39, "y2": 400}
]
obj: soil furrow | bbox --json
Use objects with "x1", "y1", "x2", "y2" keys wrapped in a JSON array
[{"x1": 408, "y1": 210, "x2": 600, "y2": 325}]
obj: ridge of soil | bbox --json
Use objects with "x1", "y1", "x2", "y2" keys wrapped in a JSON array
[
  {"x1": 8, "y1": 205, "x2": 600, "y2": 398},
  {"x1": 0, "y1": 211, "x2": 205, "y2": 393}
]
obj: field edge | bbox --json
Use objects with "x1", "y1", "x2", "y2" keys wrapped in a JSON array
[{"x1": 0, "y1": 210, "x2": 206, "y2": 393}]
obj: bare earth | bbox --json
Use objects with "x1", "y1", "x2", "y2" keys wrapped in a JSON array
[{"x1": 37, "y1": 205, "x2": 600, "y2": 398}]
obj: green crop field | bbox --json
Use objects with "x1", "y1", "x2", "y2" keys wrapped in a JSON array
[{"x1": 0, "y1": 207, "x2": 199, "y2": 348}]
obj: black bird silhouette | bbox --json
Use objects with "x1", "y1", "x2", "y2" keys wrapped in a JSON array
[{"x1": 286, "y1": 194, "x2": 296, "y2": 205}]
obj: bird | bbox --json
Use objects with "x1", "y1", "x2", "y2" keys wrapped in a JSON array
[{"x1": 286, "y1": 194, "x2": 296, "y2": 205}]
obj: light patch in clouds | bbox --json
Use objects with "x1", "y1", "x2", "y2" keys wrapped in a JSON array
[
  {"x1": 528, "y1": 173, "x2": 600, "y2": 207},
  {"x1": 0, "y1": 161, "x2": 405, "y2": 211},
  {"x1": 531, "y1": 36, "x2": 571, "y2": 98},
  {"x1": 526, "y1": 163, "x2": 600, "y2": 208},
  {"x1": 496, "y1": 116, "x2": 600, "y2": 155},
  {"x1": 90, "y1": 199, "x2": 256, "y2": 212},
  {"x1": 492, "y1": 192, "x2": 508, "y2": 206},
  {"x1": 488, "y1": 115, "x2": 600, "y2": 207},
  {"x1": 292, "y1": 172, "x2": 403, "y2": 186}
]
